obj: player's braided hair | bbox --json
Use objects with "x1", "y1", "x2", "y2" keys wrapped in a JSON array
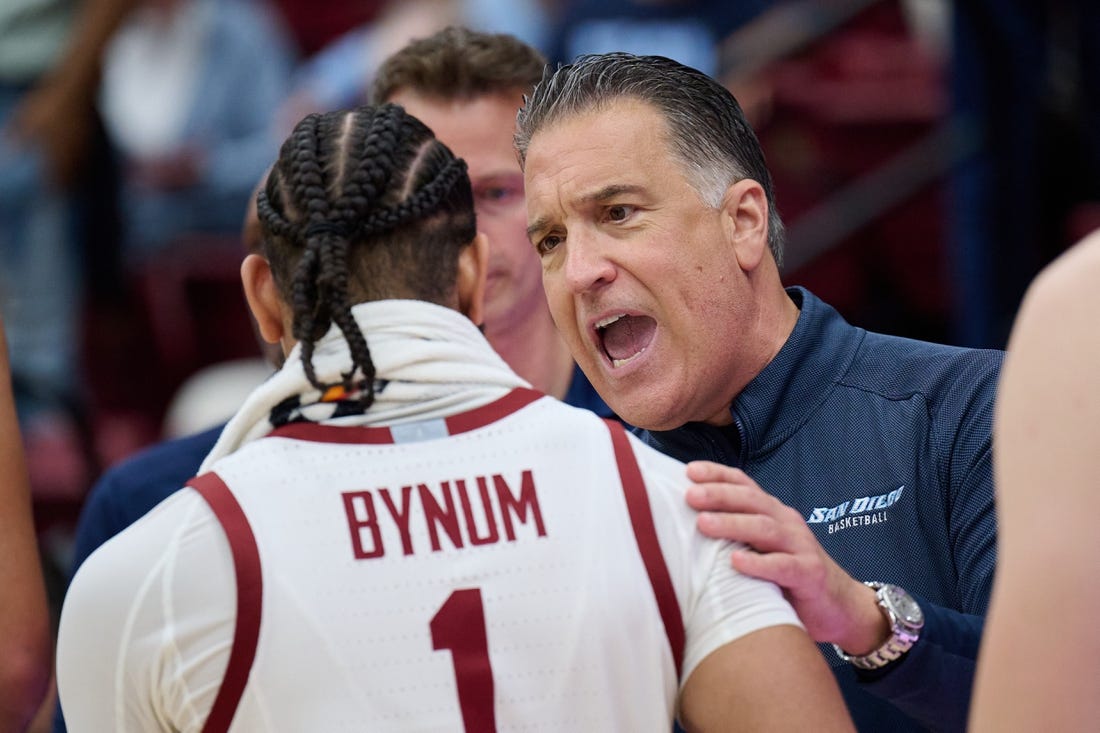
[{"x1": 256, "y1": 103, "x2": 476, "y2": 408}]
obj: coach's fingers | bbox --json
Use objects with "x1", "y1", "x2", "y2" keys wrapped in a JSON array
[
  {"x1": 685, "y1": 470, "x2": 777, "y2": 517},
  {"x1": 729, "y1": 545, "x2": 800, "y2": 586},
  {"x1": 696, "y1": 510, "x2": 794, "y2": 553},
  {"x1": 685, "y1": 460, "x2": 748, "y2": 484}
]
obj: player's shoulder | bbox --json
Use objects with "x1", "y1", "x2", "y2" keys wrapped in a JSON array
[
  {"x1": 70, "y1": 486, "x2": 213, "y2": 597},
  {"x1": 611, "y1": 427, "x2": 690, "y2": 497},
  {"x1": 515, "y1": 398, "x2": 687, "y2": 481}
]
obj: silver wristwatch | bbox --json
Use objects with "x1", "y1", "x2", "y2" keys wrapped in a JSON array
[{"x1": 833, "y1": 582, "x2": 924, "y2": 670}]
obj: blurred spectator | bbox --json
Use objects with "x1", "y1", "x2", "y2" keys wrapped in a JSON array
[
  {"x1": 268, "y1": 0, "x2": 386, "y2": 58},
  {"x1": 0, "y1": 0, "x2": 137, "y2": 430},
  {"x1": 278, "y1": 0, "x2": 551, "y2": 132},
  {"x1": 372, "y1": 25, "x2": 612, "y2": 411},
  {"x1": 99, "y1": 0, "x2": 295, "y2": 259},
  {"x1": 546, "y1": 0, "x2": 771, "y2": 73}
]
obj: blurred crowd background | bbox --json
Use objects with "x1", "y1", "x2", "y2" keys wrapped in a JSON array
[{"x1": 2, "y1": 0, "x2": 1099, "y2": 617}]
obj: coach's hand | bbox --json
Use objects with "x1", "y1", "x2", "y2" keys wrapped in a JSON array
[{"x1": 685, "y1": 461, "x2": 889, "y2": 656}]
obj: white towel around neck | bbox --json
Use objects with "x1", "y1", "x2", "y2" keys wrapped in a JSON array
[{"x1": 200, "y1": 299, "x2": 530, "y2": 471}]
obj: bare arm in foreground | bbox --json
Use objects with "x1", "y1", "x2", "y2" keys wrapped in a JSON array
[
  {"x1": 969, "y1": 230, "x2": 1100, "y2": 732},
  {"x1": 0, "y1": 315, "x2": 52, "y2": 730}
]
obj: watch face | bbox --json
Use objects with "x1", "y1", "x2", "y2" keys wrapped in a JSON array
[{"x1": 885, "y1": 585, "x2": 924, "y2": 625}]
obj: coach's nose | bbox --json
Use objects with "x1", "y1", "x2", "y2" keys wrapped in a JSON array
[{"x1": 561, "y1": 228, "x2": 617, "y2": 295}]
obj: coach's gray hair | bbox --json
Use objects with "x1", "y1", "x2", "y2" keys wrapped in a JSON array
[{"x1": 515, "y1": 52, "x2": 785, "y2": 265}]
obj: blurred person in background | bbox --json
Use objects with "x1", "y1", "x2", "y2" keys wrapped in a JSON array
[
  {"x1": 267, "y1": 0, "x2": 386, "y2": 59},
  {"x1": 98, "y1": 0, "x2": 294, "y2": 258},
  {"x1": 372, "y1": 26, "x2": 610, "y2": 413},
  {"x1": 0, "y1": 0, "x2": 137, "y2": 440},
  {"x1": 278, "y1": 0, "x2": 551, "y2": 133},
  {"x1": 545, "y1": 0, "x2": 770, "y2": 74}
]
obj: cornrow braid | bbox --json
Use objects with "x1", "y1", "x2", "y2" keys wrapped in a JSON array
[
  {"x1": 255, "y1": 189, "x2": 294, "y2": 239},
  {"x1": 255, "y1": 104, "x2": 478, "y2": 409},
  {"x1": 317, "y1": 107, "x2": 413, "y2": 395},
  {"x1": 286, "y1": 113, "x2": 339, "y2": 394},
  {"x1": 355, "y1": 157, "x2": 469, "y2": 239}
]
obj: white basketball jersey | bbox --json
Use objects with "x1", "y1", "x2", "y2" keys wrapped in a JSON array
[{"x1": 58, "y1": 389, "x2": 799, "y2": 732}]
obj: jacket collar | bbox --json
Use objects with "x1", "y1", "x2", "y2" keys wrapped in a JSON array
[
  {"x1": 731, "y1": 287, "x2": 864, "y2": 459},
  {"x1": 640, "y1": 287, "x2": 864, "y2": 465}
]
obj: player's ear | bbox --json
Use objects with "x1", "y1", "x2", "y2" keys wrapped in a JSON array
[
  {"x1": 456, "y1": 232, "x2": 489, "y2": 326},
  {"x1": 241, "y1": 253, "x2": 287, "y2": 344}
]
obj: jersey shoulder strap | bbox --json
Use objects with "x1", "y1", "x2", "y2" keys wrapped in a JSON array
[
  {"x1": 603, "y1": 419, "x2": 685, "y2": 674},
  {"x1": 187, "y1": 471, "x2": 264, "y2": 733}
]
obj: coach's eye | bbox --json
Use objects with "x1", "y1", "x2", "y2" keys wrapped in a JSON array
[
  {"x1": 536, "y1": 234, "x2": 563, "y2": 255},
  {"x1": 606, "y1": 205, "x2": 635, "y2": 222}
]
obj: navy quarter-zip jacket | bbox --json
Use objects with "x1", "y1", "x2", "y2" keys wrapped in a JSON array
[{"x1": 643, "y1": 287, "x2": 1000, "y2": 732}]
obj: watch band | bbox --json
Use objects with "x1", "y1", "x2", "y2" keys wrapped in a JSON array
[{"x1": 833, "y1": 582, "x2": 924, "y2": 670}]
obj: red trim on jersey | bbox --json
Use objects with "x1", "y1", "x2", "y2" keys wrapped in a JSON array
[
  {"x1": 605, "y1": 420, "x2": 686, "y2": 675},
  {"x1": 269, "y1": 421, "x2": 396, "y2": 444},
  {"x1": 267, "y1": 388, "x2": 545, "y2": 444},
  {"x1": 445, "y1": 388, "x2": 543, "y2": 435},
  {"x1": 188, "y1": 472, "x2": 263, "y2": 733}
]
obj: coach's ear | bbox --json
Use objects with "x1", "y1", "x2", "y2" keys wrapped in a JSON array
[
  {"x1": 241, "y1": 254, "x2": 291, "y2": 346},
  {"x1": 456, "y1": 232, "x2": 489, "y2": 326},
  {"x1": 721, "y1": 178, "x2": 769, "y2": 272}
]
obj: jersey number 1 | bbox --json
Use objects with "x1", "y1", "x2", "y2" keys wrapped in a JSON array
[{"x1": 431, "y1": 588, "x2": 497, "y2": 731}]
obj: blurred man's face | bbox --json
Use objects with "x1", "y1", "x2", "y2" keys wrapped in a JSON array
[{"x1": 386, "y1": 90, "x2": 546, "y2": 336}]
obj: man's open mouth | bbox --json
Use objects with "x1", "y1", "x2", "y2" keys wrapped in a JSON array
[{"x1": 595, "y1": 313, "x2": 657, "y2": 367}]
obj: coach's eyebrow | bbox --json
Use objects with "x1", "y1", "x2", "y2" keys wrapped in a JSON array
[
  {"x1": 582, "y1": 184, "x2": 645, "y2": 204},
  {"x1": 527, "y1": 216, "x2": 552, "y2": 242},
  {"x1": 527, "y1": 184, "x2": 648, "y2": 241}
]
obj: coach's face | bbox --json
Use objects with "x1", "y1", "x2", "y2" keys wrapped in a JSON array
[{"x1": 523, "y1": 98, "x2": 771, "y2": 431}]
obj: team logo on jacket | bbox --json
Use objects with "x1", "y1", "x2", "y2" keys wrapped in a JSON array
[{"x1": 805, "y1": 485, "x2": 905, "y2": 535}]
